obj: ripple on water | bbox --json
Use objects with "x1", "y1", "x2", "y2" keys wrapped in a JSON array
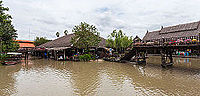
[{"x1": 0, "y1": 57, "x2": 200, "y2": 96}]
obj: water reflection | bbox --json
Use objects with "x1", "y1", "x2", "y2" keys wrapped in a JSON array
[
  {"x1": 0, "y1": 64, "x2": 21, "y2": 96},
  {"x1": 0, "y1": 57, "x2": 200, "y2": 96},
  {"x1": 68, "y1": 62, "x2": 100, "y2": 96}
]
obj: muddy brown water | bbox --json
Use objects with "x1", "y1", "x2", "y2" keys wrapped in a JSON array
[{"x1": 0, "y1": 56, "x2": 200, "y2": 96}]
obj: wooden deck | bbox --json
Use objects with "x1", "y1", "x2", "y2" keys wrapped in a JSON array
[{"x1": 121, "y1": 44, "x2": 200, "y2": 67}]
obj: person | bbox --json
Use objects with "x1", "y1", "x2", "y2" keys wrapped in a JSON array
[
  {"x1": 25, "y1": 51, "x2": 28, "y2": 60},
  {"x1": 109, "y1": 48, "x2": 112, "y2": 56},
  {"x1": 44, "y1": 52, "x2": 47, "y2": 58},
  {"x1": 59, "y1": 55, "x2": 63, "y2": 60},
  {"x1": 65, "y1": 56, "x2": 69, "y2": 60},
  {"x1": 96, "y1": 54, "x2": 99, "y2": 61}
]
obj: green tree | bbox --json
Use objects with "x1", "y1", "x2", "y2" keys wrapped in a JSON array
[
  {"x1": 34, "y1": 37, "x2": 51, "y2": 46},
  {"x1": 56, "y1": 32, "x2": 60, "y2": 37},
  {"x1": 106, "y1": 38, "x2": 114, "y2": 48},
  {"x1": 64, "y1": 30, "x2": 68, "y2": 35},
  {"x1": 0, "y1": 0, "x2": 18, "y2": 52},
  {"x1": 106, "y1": 30, "x2": 132, "y2": 53},
  {"x1": 70, "y1": 22, "x2": 101, "y2": 50},
  {"x1": 121, "y1": 35, "x2": 133, "y2": 51}
]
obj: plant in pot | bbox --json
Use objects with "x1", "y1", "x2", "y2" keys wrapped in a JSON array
[
  {"x1": 169, "y1": 40, "x2": 176, "y2": 45},
  {"x1": 192, "y1": 39, "x2": 197, "y2": 44},
  {"x1": 177, "y1": 39, "x2": 184, "y2": 45},
  {"x1": 154, "y1": 41, "x2": 159, "y2": 45},
  {"x1": 185, "y1": 39, "x2": 192, "y2": 45}
]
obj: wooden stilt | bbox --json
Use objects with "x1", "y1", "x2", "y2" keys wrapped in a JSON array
[
  {"x1": 134, "y1": 50, "x2": 146, "y2": 64},
  {"x1": 161, "y1": 48, "x2": 173, "y2": 67},
  {"x1": 64, "y1": 50, "x2": 66, "y2": 60},
  {"x1": 169, "y1": 49, "x2": 173, "y2": 64},
  {"x1": 135, "y1": 50, "x2": 139, "y2": 63}
]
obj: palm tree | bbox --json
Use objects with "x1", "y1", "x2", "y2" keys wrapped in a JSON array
[
  {"x1": 64, "y1": 30, "x2": 68, "y2": 35},
  {"x1": 56, "y1": 32, "x2": 60, "y2": 37}
]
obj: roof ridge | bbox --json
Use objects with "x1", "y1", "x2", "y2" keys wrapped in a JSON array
[
  {"x1": 162, "y1": 21, "x2": 200, "y2": 29},
  {"x1": 148, "y1": 30, "x2": 161, "y2": 33}
]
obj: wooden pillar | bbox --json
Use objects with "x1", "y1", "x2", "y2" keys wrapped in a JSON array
[
  {"x1": 135, "y1": 50, "x2": 139, "y2": 63},
  {"x1": 64, "y1": 49, "x2": 66, "y2": 60},
  {"x1": 143, "y1": 50, "x2": 147, "y2": 61},
  {"x1": 161, "y1": 49, "x2": 166, "y2": 67},
  {"x1": 169, "y1": 49, "x2": 173, "y2": 63},
  {"x1": 135, "y1": 50, "x2": 146, "y2": 64},
  {"x1": 54, "y1": 50, "x2": 57, "y2": 60},
  {"x1": 161, "y1": 48, "x2": 173, "y2": 67}
]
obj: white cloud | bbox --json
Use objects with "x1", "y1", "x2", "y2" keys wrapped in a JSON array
[{"x1": 3, "y1": 0, "x2": 200, "y2": 40}]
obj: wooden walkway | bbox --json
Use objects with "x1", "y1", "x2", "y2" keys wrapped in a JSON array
[{"x1": 121, "y1": 44, "x2": 200, "y2": 67}]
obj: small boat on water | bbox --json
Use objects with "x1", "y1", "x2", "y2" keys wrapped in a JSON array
[
  {"x1": 2, "y1": 61, "x2": 18, "y2": 65},
  {"x1": 1, "y1": 52, "x2": 22, "y2": 66}
]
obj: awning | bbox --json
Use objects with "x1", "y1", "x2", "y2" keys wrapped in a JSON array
[
  {"x1": 47, "y1": 47, "x2": 70, "y2": 51},
  {"x1": 7, "y1": 52, "x2": 22, "y2": 55}
]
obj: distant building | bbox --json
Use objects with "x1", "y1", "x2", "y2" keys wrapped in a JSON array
[
  {"x1": 15, "y1": 40, "x2": 35, "y2": 51},
  {"x1": 133, "y1": 35, "x2": 142, "y2": 43}
]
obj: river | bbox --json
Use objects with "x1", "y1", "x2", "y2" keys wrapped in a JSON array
[{"x1": 0, "y1": 56, "x2": 200, "y2": 96}]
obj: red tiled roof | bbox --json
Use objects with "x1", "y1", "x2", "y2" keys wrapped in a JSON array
[
  {"x1": 15, "y1": 40, "x2": 34, "y2": 43},
  {"x1": 18, "y1": 43, "x2": 35, "y2": 48}
]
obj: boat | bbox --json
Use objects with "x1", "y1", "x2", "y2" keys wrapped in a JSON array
[
  {"x1": 2, "y1": 61, "x2": 18, "y2": 65},
  {"x1": 1, "y1": 52, "x2": 22, "y2": 66}
]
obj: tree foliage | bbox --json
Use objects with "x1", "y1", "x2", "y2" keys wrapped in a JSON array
[
  {"x1": 106, "y1": 30, "x2": 133, "y2": 53},
  {"x1": 0, "y1": 0, "x2": 19, "y2": 52},
  {"x1": 34, "y1": 37, "x2": 51, "y2": 46},
  {"x1": 70, "y1": 22, "x2": 101, "y2": 49}
]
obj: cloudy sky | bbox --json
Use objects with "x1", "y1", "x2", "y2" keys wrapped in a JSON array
[{"x1": 3, "y1": 0, "x2": 200, "y2": 40}]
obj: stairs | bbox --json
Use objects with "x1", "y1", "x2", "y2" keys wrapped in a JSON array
[{"x1": 120, "y1": 49, "x2": 136, "y2": 61}]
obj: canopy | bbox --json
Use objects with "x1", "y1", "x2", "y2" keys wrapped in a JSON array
[
  {"x1": 47, "y1": 47, "x2": 70, "y2": 51},
  {"x1": 7, "y1": 52, "x2": 22, "y2": 55}
]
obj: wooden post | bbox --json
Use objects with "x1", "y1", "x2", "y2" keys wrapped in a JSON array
[
  {"x1": 161, "y1": 48, "x2": 173, "y2": 67},
  {"x1": 64, "y1": 49, "x2": 66, "y2": 60},
  {"x1": 54, "y1": 50, "x2": 57, "y2": 60},
  {"x1": 161, "y1": 49, "x2": 166, "y2": 67},
  {"x1": 135, "y1": 50, "x2": 139, "y2": 63},
  {"x1": 169, "y1": 49, "x2": 173, "y2": 64},
  {"x1": 143, "y1": 51, "x2": 146, "y2": 61}
]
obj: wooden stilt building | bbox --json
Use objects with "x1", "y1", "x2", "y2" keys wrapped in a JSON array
[
  {"x1": 33, "y1": 34, "x2": 107, "y2": 60},
  {"x1": 122, "y1": 21, "x2": 200, "y2": 67}
]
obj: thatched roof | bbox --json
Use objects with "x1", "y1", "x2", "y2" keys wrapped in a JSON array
[
  {"x1": 143, "y1": 21, "x2": 200, "y2": 41},
  {"x1": 98, "y1": 37, "x2": 106, "y2": 47},
  {"x1": 160, "y1": 21, "x2": 199, "y2": 34},
  {"x1": 143, "y1": 30, "x2": 161, "y2": 41},
  {"x1": 38, "y1": 34, "x2": 74, "y2": 48},
  {"x1": 133, "y1": 35, "x2": 141, "y2": 41},
  {"x1": 38, "y1": 33, "x2": 106, "y2": 48}
]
